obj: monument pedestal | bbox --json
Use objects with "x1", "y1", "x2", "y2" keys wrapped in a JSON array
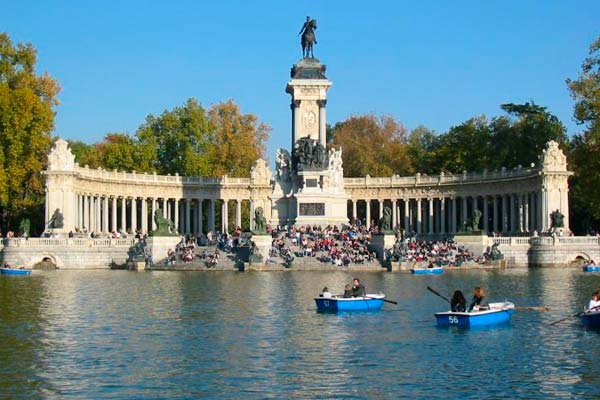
[
  {"x1": 453, "y1": 233, "x2": 488, "y2": 257},
  {"x1": 146, "y1": 236, "x2": 181, "y2": 265},
  {"x1": 369, "y1": 234, "x2": 396, "y2": 265},
  {"x1": 250, "y1": 234, "x2": 273, "y2": 264}
]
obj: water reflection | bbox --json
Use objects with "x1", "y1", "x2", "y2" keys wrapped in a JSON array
[{"x1": 0, "y1": 269, "x2": 599, "y2": 398}]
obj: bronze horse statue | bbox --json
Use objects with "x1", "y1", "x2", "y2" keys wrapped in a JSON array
[{"x1": 299, "y1": 17, "x2": 317, "y2": 58}]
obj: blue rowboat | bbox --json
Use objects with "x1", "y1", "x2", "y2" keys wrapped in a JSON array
[
  {"x1": 315, "y1": 294, "x2": 385, "y2": 312},
  {"x1": 582, "y1": 310, "x2": 600, "y2": 329},
  {"x1": 435, "y1": 302, "x2": 515, "y2": 328},
  {"x1": 583, "y1": 265, "x2": 600, "y2": 272},
  {"x1": 411, "y1": 267, "x2": 444, "y2": 275},
  {"x1": 0, "y1": 267, "x2": 32, "y2": 276}
]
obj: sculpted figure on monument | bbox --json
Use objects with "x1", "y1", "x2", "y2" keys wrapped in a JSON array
[
  {"x1": 275, "y1": 148, "x2": 292, "y2": 181},
  {"x1": 312, "y1": 141, "x2": 326, "y2": 169},
  {"x1": 550, "y1": 209, "x2": 565, "y2": 228},
  {"x1": 378, "y1": 206, "x2": 393, "y2": 233},
  {"x1": 299, "y1": 16, "x2": 317, "y2": 58},
  {"x1": 253, "y1": 207, "x2": 267, "y2": 234},
  {"x1": 47, "y1": 208, "x2": 64, "y2": 229},
  {"x1": 462, "y1": 209, "x2": 482, "y2": 232},
  {"x1": 149, "y1": 209, "x2": 177, "y2": 236}
]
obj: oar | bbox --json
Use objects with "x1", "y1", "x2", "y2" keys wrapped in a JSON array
[
  {"x1": 365, "y1": 295, "x2": 398, "y2": 305},
  {"x1": 549, "y1": 305, "x2": 600, "y2": 325},
  {"x1": 427, "y1": 286, "x2": 450, "y2": 303},
  {"x1": 515, "y1": 306, "x2": 550, "y2": 311}
]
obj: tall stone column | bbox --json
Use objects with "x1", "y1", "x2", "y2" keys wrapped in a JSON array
[
  {"x1": 197, "y1": 199, "x2": 204, "y2": 235},
  {"x1": 416, "y1": 198, "x2": 422, "y2": 235},
  {"x1": 96, "y1": 196, "x2": 101, "y2": 233},
  {"x1": 530, "y1": 193, "x2": 536, "y2": 233},
  {"x1": 493, "y1": 195, "x2": 498, "y2": 234},
  {"x1": 317, "y1": 99, "x2": 327, "y2": 146},
  {"x1": 174, "y1": 199, "x2": 179, "y2": 232},
  {"x1": 517, "y1": 194, "x2": 524, "y2": 232},
  {"x1": 510, "y1": 194, "x2": 516, "y2": 233},
  {"x1": 391, "y1": 200, "x2": 397, "y2": 230},
  {"x1": 523, "y1": 194, "x2": 529, "y2": 233},
  {"x1": 540, "y1": 189, "x2": 548, "y2": 232},
  {"x1": 451, "y1": 197, "x2": 457, "y2": 233},
  {"x1": 378, "y1": 199, "x2": 384, "y2": 222},
  {"x1": 502, "y1": 195, "x2": 508, "y2": 233},
  {"x1": 428, "y1": 198, "x2": 434, "y2": 234},
  {"x1": 76, "y1": 194, "x2": 82, "y2": 230},
  {"x1": 365, "y1": 200, "x2": 371, "y2": 228},
  {"x1": 404, "y1": 199, "x2": 410, "y2": 233},
  {"x1": 352, "y1": 200, "x2": 357, "y2": 223},
  {"x1": 103, "y1": 195, "x2": 109, "y2": 233},
  {"x1": 483, "y1": 195, "x2": 489, "y2": 233},
  {"x1": 151, "y1": 198, "x2": 157, "y2": 231},
  {"x1": 111, "y1": 196, "x2": 117, "y2": 233},
  {"x1": 162, "y1": 198, "x2": 167, "y2": 219},
  {"x1": 119, "y1": 197, "x2": 126, "y2": 232},
  {"x1": 236, "y1": 199, "x2": 242, "y2": 229},
  {"x1": 185, "y1": 199, "x2": 191, "y2": 235},
  {"x1": 461, "y1": 196, "x2": 468, "y2": 228},
  {"x1": 83, "y1": 195, "x2": 89, "y2": 231},
  {"x1": 222, "y1": 200, "x2": 229, "y2": 233},
  {"x1": 249, "y1": 200, "x2": 255, "y2": 231},
  {"x1": 292, "y1": 100, "x2": 301, "y2": 148},
  {"x1": 208, "y1": 199, "x2": 215, "y2": 232},
  {"x1": 130, "y1": 197, "x2": 136, "y2": 233},
  {"x1": 141, "y1": 198, "x2": 148, "y2": 234},
  {"x1": 440, "y1": 197, "x2": 446, "y2": 235}
]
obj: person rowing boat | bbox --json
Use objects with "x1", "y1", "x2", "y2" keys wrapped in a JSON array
[{"x1": 468, "y1": 286, "x2": 487, "y2": 312}]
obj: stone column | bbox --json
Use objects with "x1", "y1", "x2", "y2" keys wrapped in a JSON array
[
  {"x1": 365, "y1": 200, "x2": 371, "y2": 228},
  {"x1": 197, "y1": 199, "x2": 204, "y2": 235},
  {"x1": 236, "y1": 199, "x2": 242, "y2": 229},
  {"x1": 540, "y1": 189, "x2": 547, "y2": 232},
  {"x1": 151, "y1": 198, "x2": 157, "y2": 231},
  {"x1": 352, "y1": 200, "x2": 357, "y2": 223},
  {"x1": 502, "y1": 195, "x2": 508, "y2": 233},
  {"x1": 96, "y1": 196, "x2": 102, "y2": 233},
  {"x1": 249, "y1": 200, "x2": 255, "y2": 231},
  {"x1": 391, "y1": 200, "x2": 397, "y2": 230},
  {"x1": 162, "y1": 198, "x2": 167, "y2": 219},
  {"x1": 510, "y1": 194, "x2": 516, "y2": 233},
  {"x1": 118, "y1": 197, "x2": 125, "y2": 232},
  {"x1": 83, "y1": 195, "x2": 89, "y2": 231},
  {"x1": 208, "y1": 199, "x2": 215, "y2": 232},
  {"x1": 451, "y1": 197, "x2": 457, "y2": 233},
  {"x1": 416, "y1": 198, "x2": 422, "y2": 235},
  {"x1": 483, "y1": 195, "x2": 489, "y2": 233},
  {"x1": 102, "y1": 195, "x2": 109, "y2": 233},
  {"x1": 174, "y1": 199, "x2": 179, "y2": 232},
  {"x1": 292, "y1": 100, "x2": 301, "y2": 148},
  {"x1": 530, "y1": 193, "x2": 536, "y2": 233},
  {"x1": 76, "y1": 194, "x2": 82, "y2": 230},
  {"x1": 404, "y1": 199, "x2": 410, "y2": 233},
  {"x1": 131, "y1": 197, "x2": 137, "y2": 233},
  {"x1": 461, "y1": 196, "x2": 468, "y2": 228},
  {"x1": 428, "y1": 198, "x2": 434, "y2": 234},
  {"x1": 141, "y1": 198, "x2": 148, "y2": 234},
  {"x1": 523, "y1": 194, "x2": 529, "y2": 233},
  {"x1": 492, "y1": 196, "x2": 498, "y2": 234},
  {"x1": 378, "y1": 199, "x2": 384, "y2": 222},
  {"x1": 440, "y1": 197, "x2": 446, "y2": 234},
  {"x1": 222, "y1": 200, "x2": 229, "y2": 233},
  {"x1": 317, "y1": 99, "x2": 327, "y2": 146},
  {"x1": 185, "y1": 199, "x2": 191, "y2": 235},
  {"x1": 110, "y1": 197, "x2": 117, "y2": 233}
]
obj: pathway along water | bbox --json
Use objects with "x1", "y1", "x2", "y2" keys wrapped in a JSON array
[{"x1": 0, "y1": 268, "x2": 599, "y2": 398}]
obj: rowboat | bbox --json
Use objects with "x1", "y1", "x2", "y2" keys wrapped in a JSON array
[
  {"x1": 582, "y1": 309, "x2": 600, "y2": 329},
  {"x1": 583, "y1": 265, "x2": 600, "y2": 272},
  {"x1": 435, "y1": 302, "x2": 515, "y2": 327},
  {"x1": 0, "y1": 267, "x2": 32, "y2": 276},
  {"x1": 315, "y1": 294, "x2": 385, "y2": 312},
  {"x1": 411, "y1": 267, "x2": 444, "y2": 275}
]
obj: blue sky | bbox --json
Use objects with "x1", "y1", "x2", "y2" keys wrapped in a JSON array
[{"x1": 2, "y1": 1, "x2": 599, "y2": 160}]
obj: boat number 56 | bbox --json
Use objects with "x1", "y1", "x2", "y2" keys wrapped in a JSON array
[{"x1": 448, "y1": 316, "x2": 459, "y2": 324}]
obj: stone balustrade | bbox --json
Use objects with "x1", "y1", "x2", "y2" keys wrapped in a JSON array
[{"x1": 2, "y1": 237, "x2": 136, "y2": 248}]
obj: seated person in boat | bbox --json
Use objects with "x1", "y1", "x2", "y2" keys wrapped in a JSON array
[
  {"x1": 588, "y1": 291, "x2": 600, "y2": 311},
  {"x1": 450, "y1": 290, "x2": 466, "y2": 312},
  {"x1": 343, "y1": 284, "x2": 353, "y2": 298},
  {"x1": 2, "y1": 262, "x2": 11, "y2": 269},
  {"x1": 350, "y1": 278, "x2": 366, "y2": 297},
  {"x1": 320, "y1": 286, "x2": 333, "y2": 298},
  {"x1": 468, "y1": 286, "x2": 486, "y2": 312}
]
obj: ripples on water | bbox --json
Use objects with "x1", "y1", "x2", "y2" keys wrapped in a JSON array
[{"x1": 0, "y1": 269, "x2": 599, "y2": 399}]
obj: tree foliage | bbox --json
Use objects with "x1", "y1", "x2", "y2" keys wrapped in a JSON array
[
  {"x1": 0, "y1": 33, "x2": 60, "y2": 233},
  {"x1": 329, "y1": 114, "x2": 413, "y2": 177},
  {"x1": 566, "y1": 35, "x2": 600, "y2": 232}
]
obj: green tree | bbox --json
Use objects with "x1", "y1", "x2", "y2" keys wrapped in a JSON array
[
  {"x1": 207, "y1": 100, "x2": 270, "y2": 177},
  {"x1": 93, "y1": 133, "x2": 153, "y2": 172},
  {"x1": 566, "y1": 35, "x2": 600, "y2": 232},
  {"x1": 329, "y1": 114, "x2": 413, "y2": 177},
  {"x1": 406, "y1": 125, "x2": 438, "y2": 174},
  {"x1": 0, "y1": 33, "x2": 60, "y2": 233}
]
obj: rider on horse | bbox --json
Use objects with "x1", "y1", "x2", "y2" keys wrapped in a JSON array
[{"x1": 299, "y1": 16, "x2": 317, "y2": 58}]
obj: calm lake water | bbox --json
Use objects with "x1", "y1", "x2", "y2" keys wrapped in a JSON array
[{"x1": 1, "y1": 269, "x2": 599, "y2": 399}]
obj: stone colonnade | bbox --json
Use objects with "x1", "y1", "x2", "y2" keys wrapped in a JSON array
[{"x1": 347, "y1": 193, "x2": 544, "y2": 235}]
